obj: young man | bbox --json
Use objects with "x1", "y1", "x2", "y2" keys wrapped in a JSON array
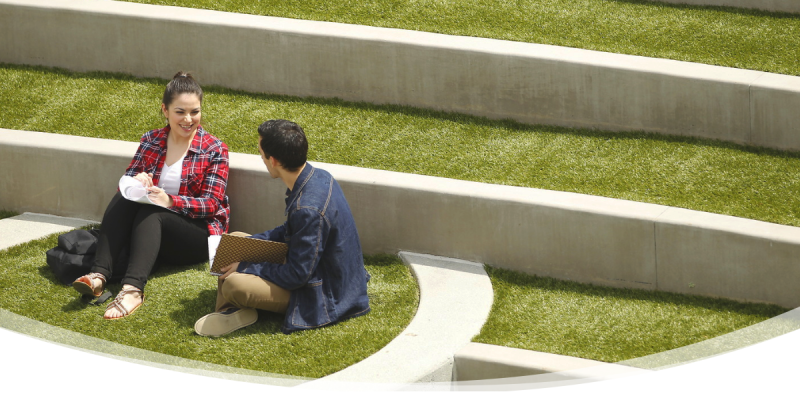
[{"x1": 194, "y1": 119, "x2": 370, "y2": 335}]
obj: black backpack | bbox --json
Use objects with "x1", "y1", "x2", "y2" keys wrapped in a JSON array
[{"x1": 46, "y1": 229, "x2": 127, "y2": 286}]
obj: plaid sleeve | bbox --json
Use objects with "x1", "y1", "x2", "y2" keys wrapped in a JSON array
[
  {"x1": 168, "y1": 140, "x2": 230, "y2": 223},
  {"x1": 124, "y1": 130, "x2": 163, "y2": 177}
]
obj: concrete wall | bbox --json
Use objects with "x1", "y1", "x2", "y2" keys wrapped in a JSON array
[
  {"x1": 647, "y1": 0, "x2": 800, "y2": 14},
  {"x1": 2, "y1": 0, "x2": 800, "y2": 152},
  {"x1": 3, "y1": 129, "x2": 800, "y2": 308}
]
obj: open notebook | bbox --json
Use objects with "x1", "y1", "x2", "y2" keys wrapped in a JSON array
[
  {"x1": 209, "y1": 233, "x2": 288, "y2": 276},
  {"x1": 119, "y1": 176, "x2": 161, "y2": 206}
]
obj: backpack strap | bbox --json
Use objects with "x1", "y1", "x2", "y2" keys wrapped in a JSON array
[{"x1": 81, "y1": 292, "x2": 112, "y2": 306}]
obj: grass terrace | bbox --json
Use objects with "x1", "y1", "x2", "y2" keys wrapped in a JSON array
[
  {"x1": 476, "y1": 267, "x2": 787, "y2": 362},
  {"x1": 0, "y1": 229, "x2": 418, "y2": 379},
  {"x1": 121, "y1": 0, "x2": 800, "y2": 76}
]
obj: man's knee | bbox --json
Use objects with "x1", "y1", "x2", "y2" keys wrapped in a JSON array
[
  {"x1": 220, "y1": 273, "x2": 252, "y2": 306},
  {"x1": 220, "y1": 273, "x2": 289, "y2": 313}
]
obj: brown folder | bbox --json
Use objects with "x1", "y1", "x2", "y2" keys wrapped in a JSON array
[{"x1": 210, "y1": 233, "x2": 288, "y2": 275}]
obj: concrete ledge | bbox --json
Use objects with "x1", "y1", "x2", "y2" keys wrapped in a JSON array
[
  {"x1": 4, "y1": 129, "x2": 800, "y2": 308},
  {"x1": 0, "y1": 212, "x2": 96, "y2": 250},
  {"x1": 656, "y1": 208, "x2": 800, "y2": 307},
  {"x1": 2, "y1": 0, "x2": 800, "y2": 151},
  {"x1": 452, "y1": 343, "x2": 646, "y2": 387},
  {"x1": 302, "y1": 252, "x2": 493, "y2": 389},
  {"x1": 647, "y1": 0, "x2": 800, "y2": 14}
]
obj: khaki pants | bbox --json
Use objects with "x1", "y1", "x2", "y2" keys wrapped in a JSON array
[
  {"x1": 215, "y1": 231, "x2": 290, "y2": 313},
  {"x1": 215, "y1": 272, "x2": 290, "y2": 313}
]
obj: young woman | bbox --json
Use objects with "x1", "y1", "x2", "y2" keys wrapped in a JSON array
[{"x1": 73, "y1": 72, "x2": 230, "y2": 320}]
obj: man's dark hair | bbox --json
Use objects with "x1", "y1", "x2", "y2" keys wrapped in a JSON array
[{"x1": 257, "y1": 119, "x2": 308, "y2": 172}]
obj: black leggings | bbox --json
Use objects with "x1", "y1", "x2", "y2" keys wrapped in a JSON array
[{"x1": 91, "y1": 192, "x2": 209, "y2": 291}]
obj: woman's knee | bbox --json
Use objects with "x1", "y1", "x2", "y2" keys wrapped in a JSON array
[{"x1": 133, "y1": 205, "x2": 166, "y2": 225}]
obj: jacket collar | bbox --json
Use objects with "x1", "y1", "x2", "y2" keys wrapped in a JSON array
[{"x1": 284, "y1": 163, "x2": 315, "y2": 213}]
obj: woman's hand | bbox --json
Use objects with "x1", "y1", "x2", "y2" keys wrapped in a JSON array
[
  {"x1": 134, "y1": 172, "x2": 154, "y2": 188},
  {"x1": 147, "y1": 186, "x2": 174, "y2": 208}
]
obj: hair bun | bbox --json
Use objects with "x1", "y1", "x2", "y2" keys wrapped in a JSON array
[{"x1": 173, "y1": 71, "x2": 193, "y2": 79}]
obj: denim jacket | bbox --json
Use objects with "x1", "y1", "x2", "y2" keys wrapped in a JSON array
[{"x1": 237, "y1": 163, "x2": 370, "y2": 333}]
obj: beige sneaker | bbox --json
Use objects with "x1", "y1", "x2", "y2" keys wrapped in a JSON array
[{"x1": 194, "y1": 308, "x2": 258, "y2": 337}]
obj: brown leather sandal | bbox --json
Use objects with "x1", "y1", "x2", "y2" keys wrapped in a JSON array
[
  {"x1": 104, "y1": 287, "x2": 145, "y2": 320},
  {"x1": 72, "y1": 272, "x2": 107, "y2": 297}
]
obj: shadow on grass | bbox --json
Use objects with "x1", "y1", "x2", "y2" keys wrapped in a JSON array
[
  {"x1": 168, "y1": 288, "x2": 287, "y2": 338},
  {"x1": 609, "y1": 0, "x2": 800, "y2": 19}
]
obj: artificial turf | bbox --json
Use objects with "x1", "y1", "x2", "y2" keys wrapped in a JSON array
[{"x1": 474, "y1": 266, "x2": 788, "y2": 363}]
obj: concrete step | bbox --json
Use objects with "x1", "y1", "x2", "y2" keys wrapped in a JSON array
[{"x1": 0, "y1": 212, "x2": 96, "y2": 250}]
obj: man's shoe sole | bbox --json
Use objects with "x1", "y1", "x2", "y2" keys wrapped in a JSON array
[{"x1": 194, "y1": 308, "x2": 258, "y2": 337}]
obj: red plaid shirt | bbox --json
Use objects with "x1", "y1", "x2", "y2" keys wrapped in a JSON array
[{"x1": 124, "y1": 126, "x2": 230, "y2": 235}]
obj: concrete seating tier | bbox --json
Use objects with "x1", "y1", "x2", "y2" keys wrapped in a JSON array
[
  {"x1": 2, "y1": 0, "x2": 800, "y2": 152},
  {"x1": 3, "y1": 129, "x2": 800, "y2": 309}
]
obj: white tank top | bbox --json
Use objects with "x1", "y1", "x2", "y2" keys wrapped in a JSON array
[{"x1": 159, "y1": 158, "x2": 183, "y2": 195}]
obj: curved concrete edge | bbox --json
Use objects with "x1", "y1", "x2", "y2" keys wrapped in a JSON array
[
  {"x1": 300, "y1": 251, "x2": 493, "y2": 390},
  {"x1": 2, "y1": 0, "x2": 800, "y2": 151},
  {"x1": 647, "y1": 0, "x2": 800, "y2": 14}
]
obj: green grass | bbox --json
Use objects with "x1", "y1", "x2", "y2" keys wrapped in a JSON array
[
  {"x1": 475, "y1": 266, "x2": 788, "y2": 362},
  {"x1": 0, "y1": 230, "x2": 418, "y2": 378},
  {"x1": 0, "y1": 210, "x2": 17, "y2": 220},
  {"x1": 3, "y1": 64, "x2": 800, "y2": 227},
  {"x1": 121, "y1": 0, "x2": 800, "y2": 76}
]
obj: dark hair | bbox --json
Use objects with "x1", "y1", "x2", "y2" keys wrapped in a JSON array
[
  {"x1": 162, "y1": 71, "x2": 203, "y2": 107},
  {"x1": 257, "y1": 119, "x2": 308, "y2": 172}
]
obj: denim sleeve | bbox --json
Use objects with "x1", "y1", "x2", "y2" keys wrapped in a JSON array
[
  {"x1": 237, "y1": 208, "x2": 327, "y2": 290},
  {"x1": 247, "y1": 223, "x2": 287, "y2": 242}
]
